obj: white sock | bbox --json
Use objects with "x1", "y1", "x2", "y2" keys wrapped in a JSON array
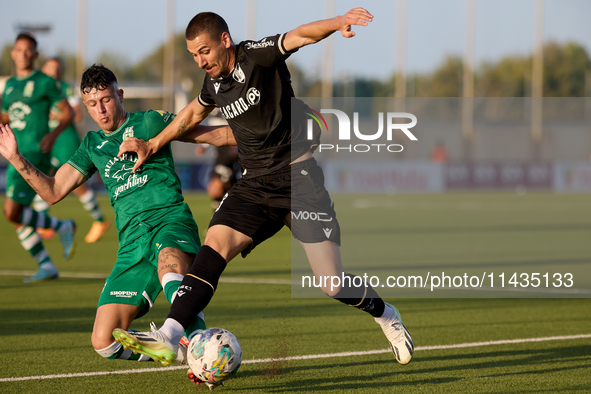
[
  {"x1": 95, "y1": 341, "x2": 152, "y2": 361},
  {"x1": 374, "y1": 303, "x2": 394, "y2": 324},
  {"x1": 39, "y1": 262, "x2": 57, "y2": 271},
  {"x1": 160, "y1": 318, "x2": 184, "y2": 345},
  {"x1": 95, "y1": 341, "x2": 121, "y2": 358}
]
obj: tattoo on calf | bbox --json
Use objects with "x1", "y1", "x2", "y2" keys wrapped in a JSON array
[
  {"x1": 158, "y1": 263, "x2": 179, "y2": 273},
  {"x1": 158, "y1": 249, "x2": 182, "y2": 273}
]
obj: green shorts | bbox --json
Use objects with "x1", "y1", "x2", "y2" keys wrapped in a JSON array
[
  {"x1": 5, "y1": 155, "x2": 51, "y2": 206},
  {"x1": 50, "y1": 127, "x2": 81, "y2": 169},
  {"x1": 98, "y1": 219, "x2": 201, "y2": 318}
]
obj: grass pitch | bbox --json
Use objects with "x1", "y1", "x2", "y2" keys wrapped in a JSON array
[{"x1": 0, "y1": 192, "x2": 590, "y2": 393}]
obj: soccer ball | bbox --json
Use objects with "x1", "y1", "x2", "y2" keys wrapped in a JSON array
[{"x1": 187, "y1": 328, "x2": 242, "y2": 385}]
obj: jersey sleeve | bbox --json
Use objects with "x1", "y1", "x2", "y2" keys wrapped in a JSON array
[
  {"x1": 242, "y1": 33, "x2": 297, "y2": 67},
  {"x1": 144, "y1": 110, "x2": 177, "y2": 139},
  {"x1": 66, "y1": 133, "x2": 97, "y2": 179},
  {"x1": 198, "y1": 74, "x2": 217, "y2": 108}
]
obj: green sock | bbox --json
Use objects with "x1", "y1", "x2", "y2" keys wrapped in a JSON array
[
  {"x1": 161, "y1": 272, "x2": 206, "y2": 340},
  {"x1": 186, "y1": 312, "x2": 207, "y2": 342},
  {"x1": 79, "y1": 189, "x2": 105, "y2": 222},
  {"x1": 19, "y1": 207, "x2": 62, "y2": 230},
  {"x1": 17, "y1": 226, "x2": 52, "y2": 267}
]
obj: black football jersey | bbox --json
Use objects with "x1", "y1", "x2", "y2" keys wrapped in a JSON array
[{"x1": 198, "y1": 33, "x2": 317, "y2": 178}]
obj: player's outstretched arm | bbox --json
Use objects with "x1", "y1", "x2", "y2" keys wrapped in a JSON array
[
  {"x1": 283, "y1": 7, "x2": 373, "y2": 52},
  {"x1": 39, "y1": 98, "x2": 74, "y2": 153},
  {"x1": 118, "y1": 97, "x2": 214, "y2": 173},
  {"x1": 0, "y1": 123, "x2": 85, "y2": 205},
  {"x1": 177, "y1": 124, "x2": 236, "y2": 147}
]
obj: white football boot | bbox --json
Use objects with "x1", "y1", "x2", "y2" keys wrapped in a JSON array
[{"x1": 376, "y1": 303, "x2": 414, "y2": 365}]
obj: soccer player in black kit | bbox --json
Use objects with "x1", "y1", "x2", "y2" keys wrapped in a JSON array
[{"x1": 114, "y1": 7, "x2": 414, "y2": 384}]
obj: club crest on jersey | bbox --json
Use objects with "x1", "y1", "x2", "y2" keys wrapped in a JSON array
[
  {"x1": 112, "y1": 164, "x2": 134, "y2": 181},
  {"x1": 23, "y1": 81, "x2": 35, "y2": 97},
  {"x1": 233, "y1": 63, "x2": 245, "y2": 84},
  {"x1": 7, "y1": 101, "x2": 31, "y2": 130},
  {"x1": 122, "y1": 126, "x2": 134, "y2": 140},
  {"x1": 155, "y1": 110, "x2": 172, "y2": 122}
]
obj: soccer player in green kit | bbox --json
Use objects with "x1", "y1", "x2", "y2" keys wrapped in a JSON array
[
  {"x1": 0, "y1": 33, "x2": 76, "y2": 283},
  {"x1": 0, "y1": 64, "x2": 234, "y2": 363},
  {"x1": 33, "y1": 57, "x2": 109, "y2": 243},
  {"x1": 32, "y1": 57, "x2": 110, "y2": 244}
]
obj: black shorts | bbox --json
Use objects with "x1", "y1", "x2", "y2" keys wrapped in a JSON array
[{"x1": 209, "y1": 158, "x2": 341, "y2": 257}]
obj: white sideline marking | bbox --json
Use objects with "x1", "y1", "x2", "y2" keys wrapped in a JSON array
[
  {"x1": 1, "y1": 334, "x2": 590, "y2": 382},
  {"x1": 0, "y1": 270, "x2": 293, "y2": 285}
]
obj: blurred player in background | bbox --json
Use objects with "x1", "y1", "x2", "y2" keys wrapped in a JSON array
[
  {"x1": 195, "y1": 109, "x2": 240, "y2": 209},
  {"x1": 0, "y1": 33, "x2": 76, "y2": 283},
  {"x1": 0, "y1": 64, "x2": 233, "y2": 364},
  {"x1": 430, "y1": 141, "x2": 448, "y2": 163},
  {"x1": 32, "y1": 57, "x2": 110, "y2": 243},
  {"x1": 114, "y1": 8, "x2": 414, "y2": 383}
]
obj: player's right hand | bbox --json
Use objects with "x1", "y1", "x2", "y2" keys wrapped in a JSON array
[
  {"x1": 118, "y1": 137, "x2": 154, "y2": 173},
  {"x1": 336, "y1": 7, "x2": 373, "y2": 38},
  {"x1": 0, "y1": 123, "x2": 19, "y2": 162}
]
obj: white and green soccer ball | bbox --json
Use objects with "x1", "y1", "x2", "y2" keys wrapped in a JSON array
[{"x1": 187, "y1": 328, "x2": 242, "y2": 384}]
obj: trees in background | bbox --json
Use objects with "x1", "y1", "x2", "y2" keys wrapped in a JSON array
[{"x1": 0, "y1": 40, "x2": 589, "y2": 98}]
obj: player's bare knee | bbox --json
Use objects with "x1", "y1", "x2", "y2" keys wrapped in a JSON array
[
  {"x1": 3, "y1": 205, "x2": 21, "y2": 223},
  {"x1": 322, "y1": 284, "x2": 341, "y2": 297},
  {"x1": 91, "y1": 328, "x2": 116, "y2": 351}
]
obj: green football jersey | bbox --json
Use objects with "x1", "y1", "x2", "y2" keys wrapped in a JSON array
[
  {"x1": 67, "y1": 110, "x2": 194, "y2": 246},
  {"x1": 1, "y1": 70, "x2": 65, "y2": 160}
]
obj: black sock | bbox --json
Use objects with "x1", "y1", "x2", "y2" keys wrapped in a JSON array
[
  {"x1": 167, "y1": 245, "x2": 227, "y2": 328},
  {"x1": 332, "y1": 273, "x2": 386, "y2": 318}
]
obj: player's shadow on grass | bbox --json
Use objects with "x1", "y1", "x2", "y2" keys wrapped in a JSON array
[
  {"x1": 406, "y1": 344, "x2": 591, "y2": 375},
  {"x1": 236, "y1": 361, "x2": 460, "y2": 392},
  {"x1": 0, "y1": 307, "x2": 96, "y2": 336},
  {"x1": 234, "y1": 344, "x2": 590, "y2": 392}
]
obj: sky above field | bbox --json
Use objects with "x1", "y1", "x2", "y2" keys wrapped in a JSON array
[{"x1": 2, "y1": 0, "x2": 591, "y2": 80}]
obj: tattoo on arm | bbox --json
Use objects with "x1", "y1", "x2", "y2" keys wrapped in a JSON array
[
  {"x1": 17, "y1": 156, "x2": 45, "y2": 194},
  {"x1": 176, "y1": 118, "x2": 190, "y2": 139}
]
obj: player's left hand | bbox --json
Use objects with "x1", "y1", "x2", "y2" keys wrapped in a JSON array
[
  {"x1": 118, "y1": 137, "x2": 154, "y2": 173},
  {"x1": 336, "y1": 7, "x2": 373, "y2": 38},
  {"x1": 0, "y1": 123, "x2": 20, "y2": 162}
]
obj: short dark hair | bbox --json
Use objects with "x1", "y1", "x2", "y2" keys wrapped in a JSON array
[
  {"x1": 44, "y1": 56, "x2": 63, "y2": 65},
  {"x1": 80, "y1": 64, "x2": 118, "y2": 94},
  {"x1": 15, "y1": 32, "x2": 37, "y2": 50},
  {"x1": 185, "y1": 12, "x2": 231, "y2": 42}
]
